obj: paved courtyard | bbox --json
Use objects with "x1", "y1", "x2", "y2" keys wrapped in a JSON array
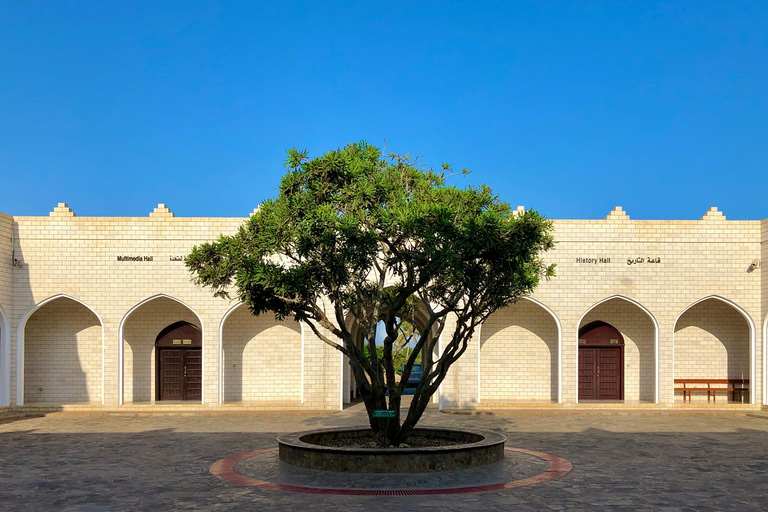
[{"x1": 1, "y1": 404, "x2": 767, "y2": 511}]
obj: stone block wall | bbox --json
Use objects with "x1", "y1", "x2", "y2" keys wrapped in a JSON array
[
  {"x1": 0, "y1": 213, "x2": 12, "y2": 406},
  {"x1": 479, "y1": 299, "x2": 558, "y2": 402},
  {"x1": 222, "y1": 304, "x2": 302, "y2": 403},
  {"x1": 674, "y1": 299, "x2": 750, "y2": 403},
  {"x1": 580, "y1": 298, "x2": 656, "y2": 402},
  {"x1": 24, "y1": 298, "x2": 102, "y2": 404},
  {"x1": 122, "y1": 297, "x2": 200, "y2": 403},
  {"x1": 0, "y1": 205, "x2": 764, "y2": 410}
]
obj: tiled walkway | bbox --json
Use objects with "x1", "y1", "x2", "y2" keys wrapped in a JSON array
[{"x1": 1, "y1": 403, "x2": 767, "y2": 511}]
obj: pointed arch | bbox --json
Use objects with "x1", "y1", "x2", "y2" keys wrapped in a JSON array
[
  {"x1": 674, "y1": 295, "x2": 755, "y2": 404},
  {"x1": 578, "y1": 295, "x2": 659, "y2": 404},
  {"x1": 477, "y1": 296, "x2": 563, "y2": 404},
  {"x1": 0, "y1": 303, "x2": 10, "y2": 406},
  {"x1": 217, "y1": 301, "x2": 306, "y2": 405},
  {"x1": 118, "y1": 294, "x2": 205, "y2": 405},
  {"x1": 16, "y1": 294, "x2": 105, "y2": 406}
]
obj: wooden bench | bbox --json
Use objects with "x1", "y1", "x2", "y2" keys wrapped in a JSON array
[{"x1": 674, "y1": 379, "x2": 749, "y2": 403}]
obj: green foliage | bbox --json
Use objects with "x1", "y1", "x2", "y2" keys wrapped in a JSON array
[
  {"x1": 187, "y1": 141, "x2": 554, "y2": 445},
  {"x1": 187, "y1": 141, "x2": 554, "y2": 320}
]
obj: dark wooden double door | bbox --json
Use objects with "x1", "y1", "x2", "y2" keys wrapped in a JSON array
[
  {"x1": 158, "y1": 349, "x2": 202, "y2": 401},
  {"x1": 578, "y1": 347, "x2": 622, "y2": 400},
  {"x1": 155, "y1": 321, "x2": 203, "y2": 401}
]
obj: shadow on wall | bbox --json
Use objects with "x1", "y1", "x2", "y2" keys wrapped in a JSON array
[
  {"x1": 222, "y1": 304, "x2": 302, "y2": 403},
  {"x1": 674, "y1": 299, "x2": 750, "y2": 381},
  {"x1": 579, "y1": 299, "x2": 655, "y2": 403},
  {"x1": 24, "y1": 299, "x2": 100, "y2": 405},
  {"x1": 479, "y1": 300, "x2": 558, "y2": 402}
]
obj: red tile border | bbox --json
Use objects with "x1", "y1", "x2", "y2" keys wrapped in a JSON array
[{"x1": 210, "y1": 447, "x2": 572, "y2": 495}]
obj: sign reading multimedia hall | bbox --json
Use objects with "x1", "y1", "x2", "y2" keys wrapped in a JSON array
[
  {"x1": 115, "y1": 255, "x2": 187, "y2": 262},
  {"x1": 117, "y1": 255, "x2": 154, "y2": 262}
]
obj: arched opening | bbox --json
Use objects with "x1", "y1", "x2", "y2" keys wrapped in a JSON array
[
  {"x1": 342, "y1": 300, "x2": 440, "y2": 409},
  {"x1": 674, "y1": 297, "x2": 752, "y2": 404},
  {"x1": 219, "y1": 303, "x2": 302, "y2": 405},
  {"x1": 19, "y1": 296, "x2": 103, "y2": 405},
  {"x1": 155, "y1": 321, "x2": 202, "y2": 401},
  {"x1": 578, "y1": 297, "x2": 657, "y2": 403},
  {"x1": 479, "y1": 299, "x2": 560, "y2": 404},
  {"x1": 120, "y1": 295, "x2": 203, "y2": 404}
]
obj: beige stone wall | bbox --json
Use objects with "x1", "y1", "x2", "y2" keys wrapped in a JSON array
[
  {"x1": 479, "y1": 299, "x2": 558, "y2": 402},
  {"x1": 446, "y1": 209, "x2": 763, "y2": 408},
  {"x1": 0, "y1": 205, "x2": 765, "y2": 409},
  {"x1": 0, "y1": 213, "x2": 12, "y2": 406},
  {"x1": 761, "y1": 219, "x2": 768, "y2": 406},
  {"x1": 674, "y1": 299, "x2": 750, "y2": 403},
  {"x1": 580, "y1": 298, "x2": 656, "y2": 402},
  {"x1": 520, "y1": 211, "x2": 761, "y2": 407},
  {"x1": 222, "y1": 305, "x2": 302, "y2": 403},
  {"x1": 123, "y1": 297, "x2": 202, "y2": 403},
  {"x1": 24, "y1": 298, "x2": 102, "y2": 404}
]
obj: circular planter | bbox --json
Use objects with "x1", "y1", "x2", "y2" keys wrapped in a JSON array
[{"x1": 277, "y1": 427, "x2": 506, "y2": 473}]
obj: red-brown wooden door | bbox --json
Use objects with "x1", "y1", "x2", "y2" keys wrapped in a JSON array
[
  {"x1": 159, "y1": 349, "x2": 202, "y2": 401},
  {"x1": 578, "y1": 347, "x2": 622, "y2": 400}
]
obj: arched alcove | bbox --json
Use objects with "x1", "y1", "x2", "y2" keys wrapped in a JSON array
[
  {"x1": 479, "y1": 298, "x2": 560, "y2": 403},
  {"x1": 219, "y1": 303, "x2": 302, "y2": 404},
  {"x1": 119, "y1": 295, "x2": 203, "y2": 404},
  {"x1": 18, "y1": 295, "x2": 104, "y2": 405},
  {"x1": 578, "y1": 296, "x2": 658, "y2": 403},
  {"x1": 674, "y1": 297, "x2": 753, "y2": 404}
]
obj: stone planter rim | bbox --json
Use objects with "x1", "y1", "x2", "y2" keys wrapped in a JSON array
[{"x1": 277, "y1": 426, "x2": 506, "y2": 455}]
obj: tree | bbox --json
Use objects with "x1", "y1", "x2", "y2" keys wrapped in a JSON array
[{"x1": 186, "y1": 141, "x2": 554, "y2": 446}]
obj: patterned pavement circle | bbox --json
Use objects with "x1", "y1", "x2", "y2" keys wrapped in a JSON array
[{"x1": 210, "y1": 447, "x2": 573, "y2": 496}]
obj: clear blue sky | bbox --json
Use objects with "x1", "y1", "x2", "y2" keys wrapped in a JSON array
[{"x1": 1, "y1": 1, "x2": 766, "y2": 220}]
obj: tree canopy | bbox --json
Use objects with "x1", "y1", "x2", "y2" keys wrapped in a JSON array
[{"x1": 187, "y1": 141, "x2": 554, "y2": 446}]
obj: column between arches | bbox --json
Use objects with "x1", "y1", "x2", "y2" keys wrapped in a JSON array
[{"x1": 0, "y1": 303, "x2": 10, "y2": 407}]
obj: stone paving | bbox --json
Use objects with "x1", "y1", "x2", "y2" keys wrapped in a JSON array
[{"x1": 1, "y1": 403, "x2": 768, "y2": 511}]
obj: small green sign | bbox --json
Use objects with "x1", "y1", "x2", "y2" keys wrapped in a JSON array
[{"x1": 372, "y1": 410, "x2": 396, "y2": 419}]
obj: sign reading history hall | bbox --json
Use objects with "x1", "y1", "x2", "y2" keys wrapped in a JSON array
[
  {"x1": 575, "y1": 257, "x2": 662, "y2": 266},
  {"x1": 576, "y1": 257, "x2": 611, "y2": 264}
]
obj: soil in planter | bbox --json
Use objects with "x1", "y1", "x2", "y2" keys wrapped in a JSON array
[{"x1": 310, "y1": 433, "x2": 466, "y2": 449}]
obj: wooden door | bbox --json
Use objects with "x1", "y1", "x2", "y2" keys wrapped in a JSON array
[
  {"x1": 596, "y1": 347, "x2": 621, "y2": 399},
  {"x1": 159, "y1": 349, "x2": 183, "y2": 400},
  {"x1": 578, "y1": 347, "x2": 622, "y2": 400},
  {"x1": 183, "y1": 349, "x2": 202, "y2": 401},
  {"x1": 578, "y1": 348, "x2": 597, "y2": 399},
  {"x1": 159, "y1": 349, "x2": 202, "y2": 401}
]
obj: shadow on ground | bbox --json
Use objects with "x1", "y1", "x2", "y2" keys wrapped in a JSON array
[{"x1": 1, "y1": 412, "x2": 767, "y2": 511}]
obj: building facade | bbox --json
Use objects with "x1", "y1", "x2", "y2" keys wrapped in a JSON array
[{"x1": 0, "y1": 203, "x2": 765, "y2": 411}]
